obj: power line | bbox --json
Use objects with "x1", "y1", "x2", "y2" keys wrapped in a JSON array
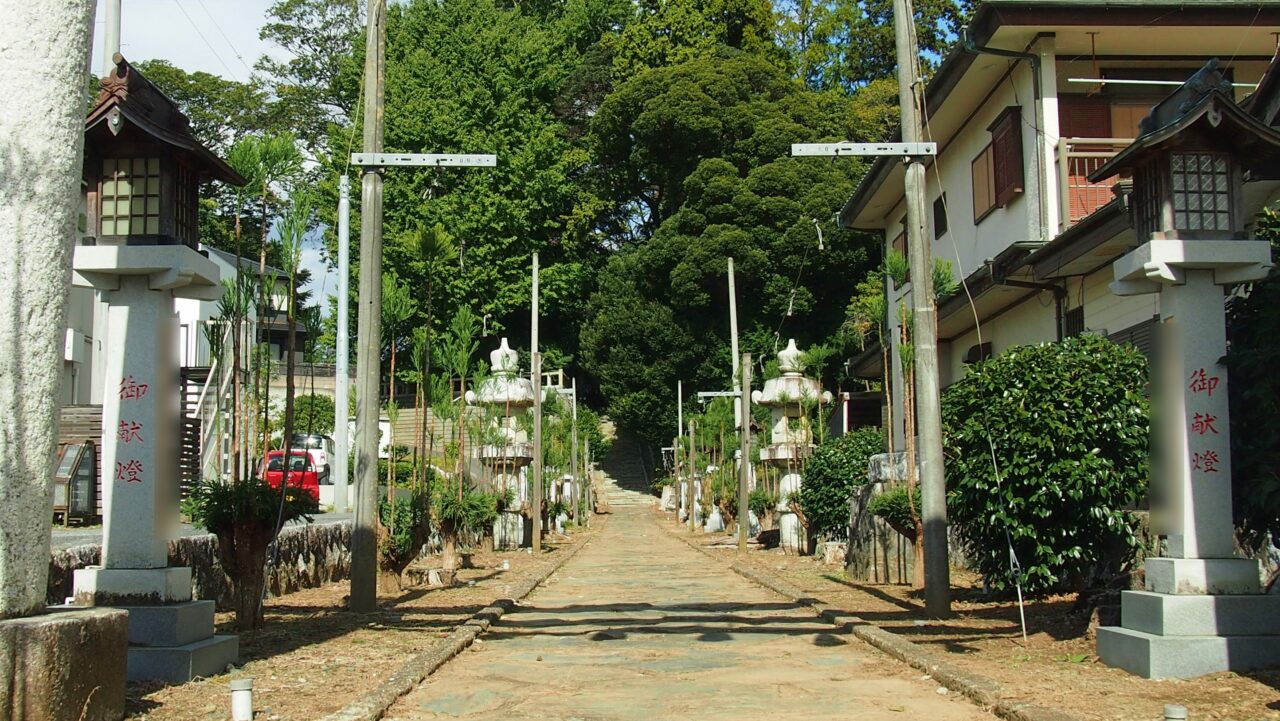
[
  {"x1": 173, "y1": 0, "x2": 239, "y2": 80},
  {"x1": 192, "y1": 0, "x2": 257, "y2": 77}
]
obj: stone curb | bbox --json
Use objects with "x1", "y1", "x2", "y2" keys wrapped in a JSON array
[
  {"x1": 317, "y1": 521, "x2": 601, "y2": 721},
  {"x1": 660, "y1": 516, "x2": 1078, "y2": 721}
]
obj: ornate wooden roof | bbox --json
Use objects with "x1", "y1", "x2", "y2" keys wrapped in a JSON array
[{"x1": 84, "y1": 53, "x2": 245, "y2": 186}]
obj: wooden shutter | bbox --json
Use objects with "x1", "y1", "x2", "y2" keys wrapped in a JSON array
[
  {"x1": 971, "y1": 146, "x2": 996, "y2": 221},
  {"x1": 989, "y1": 107, "x2": 1024, "y2": 208},
  {"x1": 1059, "y1": 95, "x2": 1112, "y2": 139}
]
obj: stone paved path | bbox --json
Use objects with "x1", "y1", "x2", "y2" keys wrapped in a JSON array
[{"x1": 386, "y1": 504, "x2": 993, "y2": 721}]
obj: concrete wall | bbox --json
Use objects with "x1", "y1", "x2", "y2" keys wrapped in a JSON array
[{"x1": 48, "y1": 521, "x2": 352, "y2": 610}]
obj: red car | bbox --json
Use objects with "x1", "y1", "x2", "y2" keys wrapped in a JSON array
[{"x1": 261, "y1": 450, "x2": 320, "y2": 501}]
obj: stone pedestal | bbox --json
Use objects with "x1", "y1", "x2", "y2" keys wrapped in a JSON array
[
  {"x1": 0, "y1": 608, "x2": 129, "y2": 721},
  {"x1": 1097, "y1": 240, "x2": 1280, "y2": 678},
  {"x1": 705, "y1": 507, "x2": 725, "y2": 533},
  {"x1": 70, "y1": 245, "x2": 237, "y2": 683},
  {"x1": 777, "y1": 469, "x2": 804, "y2": 553}
]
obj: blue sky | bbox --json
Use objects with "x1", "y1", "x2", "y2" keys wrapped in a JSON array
[{"x1": 92, "y1": 0, "x2": 339, "y2": 308}]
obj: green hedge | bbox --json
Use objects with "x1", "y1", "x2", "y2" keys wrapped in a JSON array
[
  {"x1": 942, "y1": 334, "x2": 1149, "y2": 592},
  {"x1": 799, "y1": 427, "x2": 885, "y2": 541}
]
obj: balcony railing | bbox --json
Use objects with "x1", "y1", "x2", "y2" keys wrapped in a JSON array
[{"x1": 1057, "y1": 137, "x2": 1133, "y2": 229}]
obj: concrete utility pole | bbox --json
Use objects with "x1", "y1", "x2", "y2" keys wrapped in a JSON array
[
  {"x1": 350, "y1": 0, "x2": 387, "y2": 614},
  {"x1": 893, "y1": 0, "x2": 952, "y2": 617},
  {"x1": 531, "y1": 253, "x2": 543, "y2": 553},
  {"x1": 334, "y1": 175, "x2": 351, "y2": 514},
  {"x1": 738, "y1": 354, "x2": 752, "y2": 552},
  {"x1": 103, "y1": 0, "x2": 121, "y2": 74},
  {"x1": 687, "y1": 420, "x2": 697, "y2": 532},
  {"x1": 570, "y1": 377, "x2": 579, "y2": 520},
  {"x1": 728, "y1": 258, "x2": 741, "y2": 428}
]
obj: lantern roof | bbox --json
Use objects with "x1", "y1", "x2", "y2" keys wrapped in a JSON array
[
  {"x1": 85, "y1": 54, "x2": 245, "y2": 186},
  {"x1": 1089, "y1": 59, "x2": 1280, "y2": 184}
]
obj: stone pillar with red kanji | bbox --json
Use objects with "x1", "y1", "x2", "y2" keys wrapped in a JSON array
[
  {"x1": 1085, "y1": 64, "x2": 1280, "y2": 679},
  {"x1": 70, "y1": 246, "x2": 237, "y2": 683}
]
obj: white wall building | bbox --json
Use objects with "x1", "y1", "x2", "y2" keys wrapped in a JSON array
[{"x1": 840, "y1": 0, "x2": 1280, "y2": 448}]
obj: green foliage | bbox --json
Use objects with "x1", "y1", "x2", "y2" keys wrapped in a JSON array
[
  {"x1": 867, "y1": 485, "x2": 915, "y2": 537},
  {"x1": 291, "y1": 394, "x2": 335, "y2": 436},
  {"x1": 610, "y1": 0, "x2": 780, "y2": 80},
  {"x1": 799, "y1": 427, "x2": 885, "y2": 540},
  {"x1": 183, "y1": 478, "x2": 318, "y2": 535},
  {"x1": 748, "y1": 488, "x2": 776, "y2": 519},
  {"x1": 433, "y1": 478, "x2": 499, "y2": 532},
  {"x1": 582, "y1": 55, "x2": 877, "y2": 444},
  {"x1": 379, "y1": 488, "x2": 431, "y2": 569},
  {"x1": 1226, "y1": 204, "x2": 1280, "y2": 543},
  {"x1": 133, "y1": 60, "x2": 269, "y2": 152},
  {"x1": 777, "y1": 0, "x2": 971, "y2": 90},
  {"x1": 942, "y1": 334, "x2": 1149, "y2": 593}
]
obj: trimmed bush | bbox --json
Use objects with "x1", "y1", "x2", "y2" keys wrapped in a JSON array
[
  {"x1": 799, "y1": 427, "x2": 885, "y2": 541},
  {"x1": 942, "y1": 334, "x2": 1148, "y2": 593}
]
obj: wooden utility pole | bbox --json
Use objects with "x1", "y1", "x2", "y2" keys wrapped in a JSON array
[
  {"x1": 738, "y1": 354, "x2": 752, "y2": 552},
  {"x1": 893, "y1": 0, "x2": 952, "y2": 617},
  {"x1": 349, "y1": 0, "x2": 386, "y2": 614},
  {"x1": 531, "y1": 254, "x2": 542, "y2": 553}
]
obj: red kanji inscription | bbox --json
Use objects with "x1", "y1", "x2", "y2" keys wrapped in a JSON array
[
  {"x1": 119, "y1": 376, "x2": 149, "y2": 400},
  {"x1": 1188, "y1": 369, "x2": 1220, "y2": 397},
  {"x1": 117, "y1": 420, "x2": 143, "y2": 444},
  {"x1": 1191, "y1": 413, "x2": 1219, "y2": 436},
  {"x1": 1192, "y1": 450, "x2": 1221, "y2": 473},
  {"x1": 115, "y1": 459, "x2": 144, "y2": 483}
]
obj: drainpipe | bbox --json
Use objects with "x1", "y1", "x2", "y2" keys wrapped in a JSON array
[
  {"x1": 962, "y1": 28, "x2": 1052, "y2": 245},
  {"x1": 988, "y1": 261, "x2": 1067, "y2": 341}
]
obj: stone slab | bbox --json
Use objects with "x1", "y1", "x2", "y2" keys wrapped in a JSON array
[
  {"x1": 1121, "y1": 590, "x2": 1280, "y2": 637},
  {"x1": 1144, "y1": 557, "x2": 1261, "y2": 595},
  {"x1": 128, "y1": 634, "x2": 238, "y2": 683},
  {"x1": 72, "y1": 244, "x2": 222, "y2": 300},
  {"x1": 122, "y1": 600, "x2": 215, "y2": 647},
  {"x1": 74, "y1": 566, "x2": 193, "y2": 606},
  {"x1": 1096, "y1": 626, "x2": 1280, "y2": 679},
  {"x1": 0, "y1": 607, "x2": 128, "y2": 721}
]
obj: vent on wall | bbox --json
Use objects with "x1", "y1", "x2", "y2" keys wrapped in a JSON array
[
  {"x1": 1064, "y1": 306, "x2": 1085, "y2": 337},
  {"x1": 963, "y1": 342, "x2": 993, "y2": 364}
]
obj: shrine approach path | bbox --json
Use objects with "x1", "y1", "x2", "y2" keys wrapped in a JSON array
[{"x1": 384, "y1": 501, "x2": 993, "y2": 721}]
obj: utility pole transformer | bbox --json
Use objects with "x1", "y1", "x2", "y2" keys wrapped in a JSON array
[
  {"x1": 893, "y1": 0, "x2": 952, "y2": 617},
  {"x1": 349, "y1": 0, "x2": 387, "y2": 614}
]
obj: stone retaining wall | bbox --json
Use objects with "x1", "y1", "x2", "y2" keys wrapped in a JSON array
[{"x1": 49, "y1": 522, "x2": 352, "y2": 610}]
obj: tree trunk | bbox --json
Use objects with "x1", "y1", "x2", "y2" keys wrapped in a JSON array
[
  {"x1": 0, "y1": 0, "x2": 95, "y2": 618},
  {"x1": 219, "y1": 521, "x2": 273, "y2": 631},
  {"x1": 441, "y1": 520, "x2": 459, "y2": 585}
]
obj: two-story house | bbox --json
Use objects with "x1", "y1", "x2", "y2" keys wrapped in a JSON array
[{"x1": 840, "y1": 0, "x2": 1280, "y2": 448}]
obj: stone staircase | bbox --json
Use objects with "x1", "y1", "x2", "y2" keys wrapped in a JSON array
[{"x1": 599, "y1": 425, "x2": 656, "y2": 508}]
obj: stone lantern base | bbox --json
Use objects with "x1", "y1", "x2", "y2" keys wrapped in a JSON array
[{"x1": 1096, "y1": 559, "x2": 1280, "y2": 678}]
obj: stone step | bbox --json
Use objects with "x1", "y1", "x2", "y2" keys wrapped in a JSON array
[
  {"x1": 1096, "y1": 625, "x2": 1280, "y2": 679},
  {"x1": 128, "y1": 633, "x2": 238, "y2": 683}
]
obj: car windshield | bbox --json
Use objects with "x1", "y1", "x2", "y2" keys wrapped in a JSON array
[{"x1": 266, "y1": 454, "x2": 310, "y2": 472}]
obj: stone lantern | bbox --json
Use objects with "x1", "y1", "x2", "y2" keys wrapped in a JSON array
[
  {"x1": 752, "y1": 340, "x2": 831, "y2": 554},
  {"x1": 1091, "y1": 60, "x2": 1280, "y2": 678},
  {"x1": 70, "y1": 56, "x2": 243, "y2": 683},
  {"x1": 465, "y1": 338, "x2": 535, "y2": 549}
]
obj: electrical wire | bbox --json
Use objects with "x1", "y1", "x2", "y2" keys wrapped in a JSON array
[
  {"x1": 191, "y1": 0, "x2": 256, "y2": 77},
  {"x1": 173, "y1": 0, "x2": 239, "y2": 81}
]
